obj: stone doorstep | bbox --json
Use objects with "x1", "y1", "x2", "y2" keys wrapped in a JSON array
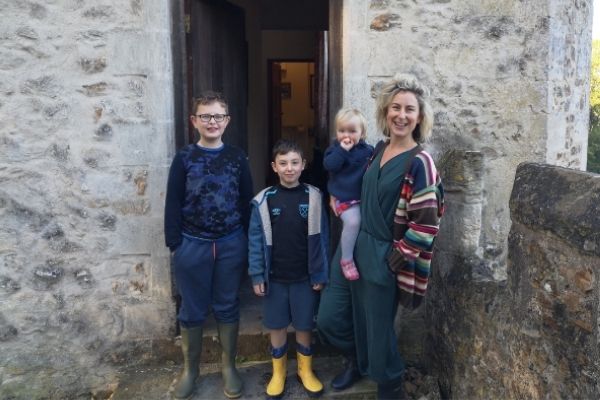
[
  {"x1": 112, "y1": 356, "x2": 378, "y2": 400},
  {"x1": 111, "y1": 279, "x2": 437, "y2": 400},
  {"x1": 176, "y1": 282, "x2": 339, "y2": 363}
]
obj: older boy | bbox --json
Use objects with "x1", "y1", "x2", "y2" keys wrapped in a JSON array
[
  {"x1": 248, "y1": 139, "x2": 329, "y2": 398},
  {"x1": 164, "y1": 91, "x2": 253, "y2": 399}
]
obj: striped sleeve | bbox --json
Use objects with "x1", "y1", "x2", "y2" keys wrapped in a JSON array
[
  {"x1": 392, "y1": 152, "x2": 443, "y2": 259},
  {"x1": 388, "y1": 151, "x2": 444, "y2": 309}
]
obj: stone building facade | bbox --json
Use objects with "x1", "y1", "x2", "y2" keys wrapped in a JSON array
[
  {"x1": 345, "y1": 0, "x2": 591, "y2": 280},
  {"x1": 0, "y1": 1, "x2": 177, "y2": 397},
  {"x1": 0, "y1": 0, "x2": 593, "y2": 398}
]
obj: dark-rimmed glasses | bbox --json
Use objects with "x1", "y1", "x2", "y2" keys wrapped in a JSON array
[{"x1": 194, "y1": 114, "x2": 229, "y2": 123}]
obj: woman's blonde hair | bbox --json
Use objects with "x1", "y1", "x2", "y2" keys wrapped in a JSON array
[
  {"x1": 375, "y1": 73, "x2": 433, "y2": 142},
  {"x1": 334, "y1": 108, "x2": 368, "y2": 139}
]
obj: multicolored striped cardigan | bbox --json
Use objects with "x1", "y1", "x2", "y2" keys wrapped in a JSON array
[{"x1": 385, "y1": 146, "x2": 445, "y2": 309}]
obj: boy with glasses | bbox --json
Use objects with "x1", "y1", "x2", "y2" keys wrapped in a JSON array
[{"x1": 164, "y1": 91, "x2": 253, "y2": 399}]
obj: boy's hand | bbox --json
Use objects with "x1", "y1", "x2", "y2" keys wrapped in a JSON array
[
  {"x1": 340, "y1": 138, "x2": 354, "y2": 151},
  {"x1": 329, "y1": 195, "x2": 339, "y2": 217},
  {"x1": 312, "y1": 283, "x2": 323, "y2": 291},
  {"x1": 253, "y1": 283, "x2": 265, "y2": 296}
]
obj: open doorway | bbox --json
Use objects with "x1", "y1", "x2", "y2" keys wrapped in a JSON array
[
  {"x1": 174, "y1": 0, "x2": 340, "y2": 189},
  {"x1": 170, "y1": 0, "x2": 341, "y2": 334},
  {"x1": 267, "y1": 60, "x2": 319, "y2": 186}
]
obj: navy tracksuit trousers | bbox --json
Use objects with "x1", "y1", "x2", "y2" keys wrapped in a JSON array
[{"x1": 173, "y1": 229, "x2": 247, "y2": 328}]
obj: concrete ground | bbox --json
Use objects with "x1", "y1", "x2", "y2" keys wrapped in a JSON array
[
  {"x1": 112, "y1": 279, "x2": 442, "y2": 400},
  {"x1": 112, "y1": 356, "x2": 377, "y2": 400},
  {"x1": 113, "y1": 284, "x2": 379, "y2": 399}
]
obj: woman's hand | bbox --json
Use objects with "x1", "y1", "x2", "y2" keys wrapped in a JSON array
[
  {"x1": 253, "y1": 283, "x2": 265, "y2": 296},
  {"x1": 329, "y1": 195, "x2": 339, "y2": 217},
  {"x1": 312, "y1": 283, "x2": 323, "y2": 291}
]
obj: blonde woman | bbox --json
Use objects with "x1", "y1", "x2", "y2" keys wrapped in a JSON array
[{"x1": 318, "y1": 74, "x2": 444, "y2": 399}]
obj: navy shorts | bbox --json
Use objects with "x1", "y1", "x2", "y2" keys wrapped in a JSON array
[{"x1": 263, "y1": 280, "x2": 319, "y2": 331}]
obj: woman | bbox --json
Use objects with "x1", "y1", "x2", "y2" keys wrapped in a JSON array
[{"x1": 317, "y1": 74, "x2": 444, "y2": 399}]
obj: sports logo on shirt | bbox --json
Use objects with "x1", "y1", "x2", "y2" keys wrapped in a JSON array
[
  {"x1": 272, "y1": 207, "x2": 281, "y2": 216},
  {"x1": 298, "y1": 204, "x2": 308, "y2": 219}
]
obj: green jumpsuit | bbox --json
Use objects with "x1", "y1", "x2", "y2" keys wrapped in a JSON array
[{"x1": 317, "y1": 148, "x2": 409, "y2": 383}]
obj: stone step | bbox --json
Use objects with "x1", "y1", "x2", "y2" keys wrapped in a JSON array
[
  {"x1": 147, "y1": 282, "x2": 442, "y2": 400},
  {"x1": 112, "y1": 356, "x2": 377, "y2": 400},
  {"x1": 177, "y1": 280, "x2": 337, "y2": 363}
]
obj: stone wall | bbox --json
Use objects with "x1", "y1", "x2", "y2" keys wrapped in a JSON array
[
  {"x1": 429, "y1": 162, "x2": 600, "y2": 398},
  {"x1": 343, "y1": 0, "x2": 592, "y2": 278},
  {"x1": 0, "y1": 1, "x2": 176, "y2": 398},
  {"x1": 0, "y1": 0, "x2": 595, "y2": 398}
]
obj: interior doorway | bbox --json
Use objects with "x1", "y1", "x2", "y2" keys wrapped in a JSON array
[
  {"x1": 169, "y1": 0, "x2": 342, "y2": 334},
  {"x1": 175, "y1": 0, "x2": 339, "y2": 190},
  {"x1": 268, "y1": 60, "x2": 318, "y2": 186}
]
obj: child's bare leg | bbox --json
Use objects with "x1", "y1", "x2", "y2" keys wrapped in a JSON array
[
  {"x1": 270, "y1": 328, "x2": 288, "y2": 350},
  {"x1": 295, "y1": 330, "x2": 311, "y2": 351}
]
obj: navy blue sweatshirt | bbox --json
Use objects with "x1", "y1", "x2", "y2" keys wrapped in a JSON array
[
  {"x1": 164, "y1": 143, "x2": 253, "y2": 251},
  {"x1": 268, "y1": 184, "x2": 309, "y2": 283},
  {"x1": 323, "y1": 140, "x2": 374, "y2": 202}
]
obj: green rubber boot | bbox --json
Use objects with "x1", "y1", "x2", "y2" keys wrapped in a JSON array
[
  {"x1": 217, "y1": 322, "x2": 244, "y2": 399},
  {"x1": 173, "y1": 326, "x2": 203, "y2": 399}
]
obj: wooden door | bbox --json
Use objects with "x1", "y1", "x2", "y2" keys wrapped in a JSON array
[
  {"x1": 314, "y1": 31, "x2": 329, "y2": 149},
  {"x1": 188, "y1": 0, "x2": 248, "y2": 151},
  {"x1": 270, "y1": 62, "x2": 282, "y2": 149},
  {"x1": 266, "y1": 62, "x2": 282, "y2": 186}
]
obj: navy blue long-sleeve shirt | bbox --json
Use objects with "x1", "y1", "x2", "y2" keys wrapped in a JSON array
[
  {"x1": 164, "y1": 143, "x2": 253, "y2": 251},
  {"x1": 323, "y1": 140, "x2": 374, "y2": 202}
]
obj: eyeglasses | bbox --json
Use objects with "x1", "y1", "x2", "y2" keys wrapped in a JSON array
[{"x1": 194, "y1": 114, "x2": 229, "y2": 123}]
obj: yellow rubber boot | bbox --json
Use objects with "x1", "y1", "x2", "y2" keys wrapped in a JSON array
[
  {"x1": 266, "y1": 354, "x2": 287, "y2": 398},
  {"x1": 296, "y1": 352, "x2": 324, "y2": 397}
]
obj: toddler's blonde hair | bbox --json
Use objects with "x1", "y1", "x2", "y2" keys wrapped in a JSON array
[{"x1": 334, "y1": 108, "x2": 367, "y2": 139}]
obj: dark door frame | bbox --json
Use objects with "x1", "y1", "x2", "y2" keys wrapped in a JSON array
[
  {"x1": 170, "y1": 0, "x2": 342, "y2": 151},
  {"x1": 167, "y1": 0, "x2": 344, "y2": 327}
]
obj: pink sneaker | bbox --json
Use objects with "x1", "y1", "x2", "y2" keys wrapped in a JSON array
[{"x1": 340, "y1": 259, "x2": 360, "y2": 281}]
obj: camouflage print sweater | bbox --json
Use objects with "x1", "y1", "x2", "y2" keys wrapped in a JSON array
[{"x1": 164, "y1": 143, "x2": 253, "y2": 251}]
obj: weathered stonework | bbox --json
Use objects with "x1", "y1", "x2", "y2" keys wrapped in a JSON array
[
  {"x1": 344, "y1": 0, "x2": 592, "y2": 279},
  {"x1": 429, "y1": 163, "x2": 600, "y2": 398},
  {"x1": 0, "y1": 1, "x2": 176, "y2": 397},
  {"x1": 0, "y1": 0, "x2": 595, "y2": 398}
]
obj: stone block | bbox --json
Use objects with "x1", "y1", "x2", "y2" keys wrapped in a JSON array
[
  {"x1": 109, "y1": 31, "x2": 172, "y2": 76},
  {"x1": 147, "y1": 255, "x2": 172, "y2": 299},
  {"x1": 146, "y1": 164, "x2": 171, "y2": 218},
  {"x1": 430, "y1": 163, "x2": 600, "y2": 398},
  {"x1": 120, "y1": 301, "x2": 172, "y2": 339},
  {"x1": 510, "y1": 163, "x2": 600, "y2": 257},
  {"x1": 114, "y1": 216, "x2": 162, "y2": 256}
]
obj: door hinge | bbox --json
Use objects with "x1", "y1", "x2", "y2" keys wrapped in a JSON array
[{"x1": 184, "y1": 14, "x2": 191, "y2": 34}]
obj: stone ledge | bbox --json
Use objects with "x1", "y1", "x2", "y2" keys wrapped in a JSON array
[{"x1": 510, "y1": 162, "x2": 600, "y2": 256}]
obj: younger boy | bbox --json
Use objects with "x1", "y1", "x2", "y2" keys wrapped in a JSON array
[
  {"x1": 248, "y1": 139, "x2": 329, "y2": 398},
  {"x1": 164, "y1": 91, "x2": 253, "y2": 399}
]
